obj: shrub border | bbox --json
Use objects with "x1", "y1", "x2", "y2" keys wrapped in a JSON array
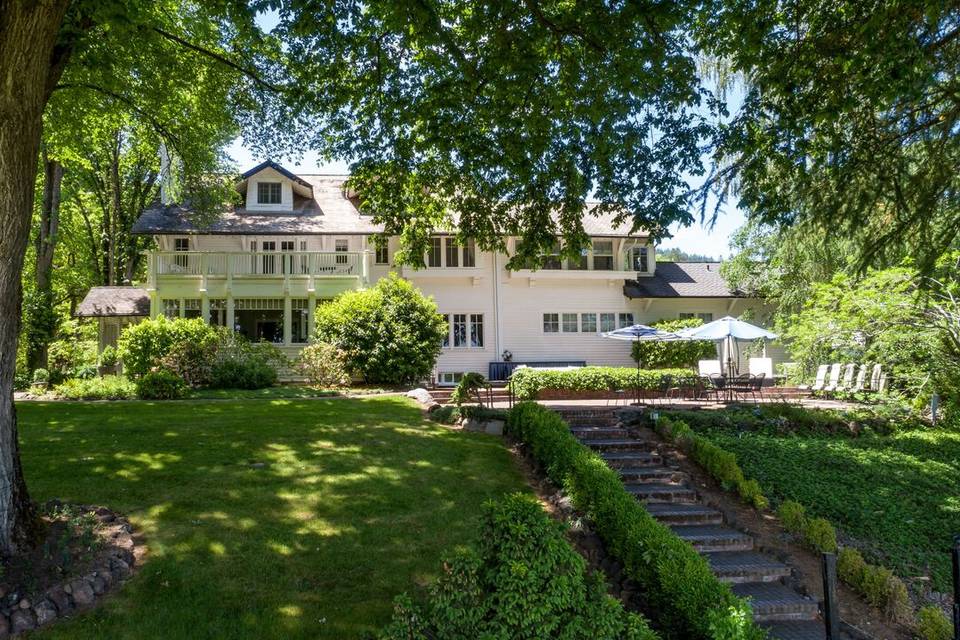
[{"x1": 506, "y1": 402, "x2": 765, "y2": 640}]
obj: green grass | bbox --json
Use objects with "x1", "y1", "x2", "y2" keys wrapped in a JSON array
[
  {"x1": 185, "y1": 385, "x2": 393, "y2": 400},
  {"x1": 17, "y1": 396, "x2": 529, "y2": 639},
  {"x1": 699, "y1": 424, "x2": 960, "y2": 590}
]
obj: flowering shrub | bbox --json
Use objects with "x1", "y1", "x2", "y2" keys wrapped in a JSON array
[{"x1": 296, "y1": 342, "x2": 351, "y2": 388}]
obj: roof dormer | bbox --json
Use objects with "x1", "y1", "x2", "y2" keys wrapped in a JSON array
[{"x1": 236, "y1": 160, "x2": 313, "y2": 213}]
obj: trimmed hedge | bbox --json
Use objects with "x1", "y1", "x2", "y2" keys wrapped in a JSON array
[
  {"x1": 837, "y1": 547, "x2": 911, "y2": 623},
  {"x1": 379, "y1": 493, "x2": 659, "y2": 640},
  {"x1": 510, "y1": 366, "x2": 697, "y2": 401},
  {"x1": 654, "y1": 417, "x2": 769, "y2": 510},
  {"x1": 53, "y1": 375, "x2": 137, "y2": 400},
  {"x1": 507, "y1": 402, "x2": 764, "y2": 640}
]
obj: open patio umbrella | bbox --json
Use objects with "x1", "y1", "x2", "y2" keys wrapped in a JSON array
[
  {"x1": 675, "y1": 316, "x2": 778, "y2": 377},
  {"x1": 602, "y1": 324, "x2": 681, "y2": 403}
]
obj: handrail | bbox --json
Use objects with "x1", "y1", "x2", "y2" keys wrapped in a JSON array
[{"x1": 151, "y1": 251, "x2": 367, "y2": 278}]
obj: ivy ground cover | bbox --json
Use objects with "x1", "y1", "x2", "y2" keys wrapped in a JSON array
[
  {"x1": 17, "y1": 397, "x2": 529, "y2": 639},
  {"x1": 698, "y1": 422, "x2": 960, "y2": 591}
]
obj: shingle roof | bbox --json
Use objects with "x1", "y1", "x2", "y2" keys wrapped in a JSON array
[
  {"x1": 623, "y1": 262, "x2": 745, "y2": 298},
  {"x1": 76, "y1": 287, "x2": 151, "y2": 317},
  {"x1": 132, "y1": 176, "x2": 382, "y2": 235},
  {"x1": 132, "y1": 172, "x2": 648, "y2": 238}
]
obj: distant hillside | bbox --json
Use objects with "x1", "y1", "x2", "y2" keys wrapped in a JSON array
[{"x1": 656, "y1": 247, "x2": 720, "y2": 262}]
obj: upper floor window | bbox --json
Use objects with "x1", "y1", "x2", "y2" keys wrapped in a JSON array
[
  {"x1": 630, "y1": 246, "x2": 649, "y2": 272},
  {"x1": 173, "y1": 237, "x2": 189, "y2": 268},
  {"x1": 593, "y1": 241, "x2": 614, "y2": 270},
  {"x1": 445, "y1": 238, "x2": 459, "y2": 267},
  {"x1": 463, "y1": 239, "x2": 476, "y2": 267},
  {"x1": 428, "y1": 237, "x2": 442, "y2": 267},
  {"x1": 375, "y1": 244, "x2": 389, "y2": 265},
  {"x1": 257, "y1": 182, "x2": 282, "y2": 204},
  {"x1": 426, "y1": 236, "x2": 477, "y2": 268},
  {"x1": 542, "y1": 242, "x2": 562, "y2": 270}
]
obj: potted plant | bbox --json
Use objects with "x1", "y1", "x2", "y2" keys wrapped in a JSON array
[{"x1": 98, "y1": 345, "x2": 119, "y2": 375}]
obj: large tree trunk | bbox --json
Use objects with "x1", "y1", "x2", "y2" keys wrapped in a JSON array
[{"x1": 0, "y1": 0, "x2": 72, "y2": 555}]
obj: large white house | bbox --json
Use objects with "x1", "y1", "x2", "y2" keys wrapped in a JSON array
[{"x1": 78, "y1": 160, "x2": 782, "y2": 382}]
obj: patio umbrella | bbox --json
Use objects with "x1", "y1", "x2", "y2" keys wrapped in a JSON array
[
  {"x1": 675, "y1": 316, "x2": 778, "y2": 377},
  {"x1": 602, "y1": 324, "x2": 682, "y2": 403}
]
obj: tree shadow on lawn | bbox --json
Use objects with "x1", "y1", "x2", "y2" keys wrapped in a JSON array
[
  {"x1": 708, "y1": 428, "x2": 960, "y2": 591},
  {"x1": 17, "y1": 397, "x2": 528, "y2": 640}
]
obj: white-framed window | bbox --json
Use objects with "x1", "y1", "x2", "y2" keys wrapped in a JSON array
[
  {"x1": 542, "y1": 241, "x2": 562, "y2": 270},
  {"x1": 428, "y1": 237, "x2": 442, "y2": 267},
  {"x1": 543, "y1": 313, "x2": 559, "y2": 333},
  {"x1": 375, "y1": 243, "x2": 389, "y2": 265},
  {"x1": 335, "y1": 238, "x2": 349, "y2": 264},
  {"x1": 600, "y1": 313, "x2": 616, "y2": 332},
  {"x1": 441, "y1": 313, "x2": 485, "y2": 349},
  {"x1": 630, "y1": 246, "x2": 649, "y2": 272},
  {"x1": 463, "y1": 239, "x2": 476, "y2": 267},
  {"x1": 581, "y1": 313, "x2": 597, "y2": 333},
  {"x1": 438, "y1": 372, "x2": 465, "y2": 386},
  {"x1": 680, "y1": 312, "x2": 714, "y2": 322},
  {"x1": 260, "y1": 240, "x2": 277, "y2": 274},
  {"x1": 173, "y1": 237, "x2": 189, "y2": 268},
  {"x1": 618, "y1": 312, "x2": 635, "y2": 328},
  {"x1": 292, "y1": 298, "x2": 310, "y2": 343},
  {"x1": 562, "y1": 313, "x2": 579, "y2": 333},
  {"x1": 184, "y1": 298, "x2": 202, "y2": 319},
  {"x1": 257, "y1": 182, "x2": 282, "y2": 204},
  {"x1": 161, "y1": 299, "x2": 180, "y2": 319},
  {"x1": 593, "y1": 240, "x2": 614, "y2": 270},
  {"x1": 445, "y1": 238, "x2": 459, "y2": 267}
]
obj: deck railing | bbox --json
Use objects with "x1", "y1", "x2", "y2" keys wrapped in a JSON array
[{"x1": 150, "y1": 251, "x2": 368, "y2": 279}]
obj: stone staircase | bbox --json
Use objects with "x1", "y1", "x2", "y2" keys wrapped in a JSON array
[{"x1": 559, "y1": 408, "x2": 829, "y2": 640}]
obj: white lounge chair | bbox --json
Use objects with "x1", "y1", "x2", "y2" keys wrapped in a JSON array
[
  {"x1": 835, "y1": 363, "x2": 856, "y2": 394},
  {"x1": 748, "y1": 357, "x2": 773, "y2": 378},
  {"x1": 869, "y1": 364, "x2": 883, "y2": 391},
  {"x1": 822, "y1": 363, "x2": 842, "y2": 393},
  {"x1": 698, "y1": 360, "x2": 722, "y2": 376},
  {"x1": 801, "y1": 364, "x2": 829, "y2": 391},
  {"x1": 851, "y1": 364, "x2": 868, "y2": 393}
]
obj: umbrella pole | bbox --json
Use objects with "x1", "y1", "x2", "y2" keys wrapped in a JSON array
[{"x1": 636, "y1": 337, "x2": 641, "y2": 405}]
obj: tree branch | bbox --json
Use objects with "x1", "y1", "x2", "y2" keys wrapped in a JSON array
[{"x1": 150, "y1": 26, "x2": 283, "y2": 93}]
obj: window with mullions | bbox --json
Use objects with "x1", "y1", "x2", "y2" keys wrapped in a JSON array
[
  {"x1": 257, "y1": 182, "x2": 282, "y2": 204},
  {"x1": 593, "y1": 240, "x2": 614, "y2": 270},
  {"x1": 562, "y1": 313, "x2": 578, "y2": 333},
  {"x1": 543, "y1": 313, "x2": 559, "y2": 333},
  {"x1": 428, "y1": 237, "x2": 442, "y2": 267},
  {"x1": 580, "y1": 313, "x2": 597, "y2": 333},
  {"x1": 375, "y1": 243, "x2": 389, "y2": 265},
  {"x1": 462, "y1": 239, "x2": 476, "y2": 267},
  {"x1": 618, "y1": 313, "x2": 635, "y2": 328},
  {"x1": 470, "y1": 313, "x2": 484, "y2": 347},
  {"x1": 445, "y1": 238, "x2": 459, "y2": 267},
  {"x1": 599, "y1": 313, "x2": 616, "y2": 332}
]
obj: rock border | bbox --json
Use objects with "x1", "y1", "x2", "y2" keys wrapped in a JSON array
[{"x1": 0, "y1": 504, "x2": 143, "y2": 637}]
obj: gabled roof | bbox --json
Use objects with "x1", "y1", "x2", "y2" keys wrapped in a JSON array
[
  {"x1": 76, "y1": 287, "x2": 150, "y2": 317},
  {"x1": 241, "y1": 160, "x2": 313, "y2": 190},
  {"x1": 623, "y1": 262, "x2": 746, "y2": 298}
]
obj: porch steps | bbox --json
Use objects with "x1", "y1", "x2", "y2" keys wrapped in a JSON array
[{"x1": 566, "y1": 412, "x2": 836, "y2": 640}]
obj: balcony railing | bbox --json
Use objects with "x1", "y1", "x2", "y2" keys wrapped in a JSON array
[{"x1": 150, "y1": 251, "x2": 368, "y2": 279}]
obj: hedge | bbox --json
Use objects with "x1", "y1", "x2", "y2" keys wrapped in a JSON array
[
  {"x1": 507, "y1": 402, "x2": 765, "y2": 640},
  {"x1": 509, "y1": 366, "x2": 697, "y2": 401},
  {"x1": 653, "y1": 417, "x2": 769, "y2": 510}
]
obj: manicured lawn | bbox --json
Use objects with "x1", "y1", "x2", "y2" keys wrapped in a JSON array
[
  {"x1": 17, "y1": 397, "x2": 529, "y2": 639},
  {"x1": 186, "y1": 385, "x2": 392, "y2": 400},
  {"x1": 700, "y1": 423, "x2": 960, "y2": 591}
]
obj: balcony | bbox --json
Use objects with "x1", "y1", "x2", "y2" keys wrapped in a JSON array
[{"x1": 148, "y1": 251, "x2": 369, "y2": 281}]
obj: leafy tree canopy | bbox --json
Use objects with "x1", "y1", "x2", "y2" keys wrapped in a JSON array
[
  {"x1": 270, "y1": 0, "x2": 715, "y2": 266},
  {"x1": 699, "y1": 0, "x2": 960, "y2": 274}
]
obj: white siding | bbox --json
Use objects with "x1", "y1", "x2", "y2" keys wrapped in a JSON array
[{"x1": 244, "y1": 167, "x2": 294, "y2": 212}]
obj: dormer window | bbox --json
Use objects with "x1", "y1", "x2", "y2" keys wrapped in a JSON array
[{"x1": 257, "y1": 182, "x2": 282, "y2": 205}]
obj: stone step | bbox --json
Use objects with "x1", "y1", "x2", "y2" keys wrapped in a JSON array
[
  {"x1": 580, "y1": 438, "x2": 659, "y2": 453},
  {"x1": 670, "y1": 524, "x2": 754, "y2": 552},
  {"x1": 570, "y1": 426, "x2": 631, "y2": 439},
  {"x1": 733, "y1": 582, "x2": 819, "y2": 622},
  {"x1": 600, "y1": 451, "x2": 662, "y2": 468},
  {"x1": 616, "y1": 466, "x2": 684, "y2": 483},
  {"x1": 707, "y1": 551, "x2": 792, "y2": 584},
  {"x1": 645, "y1": 503, "x2": 724, "y2": 525},
  {"x1": 625, "y1": 482, "x2": 698, "y2": 503},
  {"x1": 761, "y1": 620, "x2": 827, "y2": 640}
]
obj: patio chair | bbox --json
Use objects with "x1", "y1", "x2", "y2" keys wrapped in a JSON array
[
  {"x1": 698, "y1": 359, "x2": 722, "y2": 376},
  {"x1": 822, "y1": 363, "x2": 842, "y2": 394},
  {"x1": 800, "y1": 364, "x2": 829, "y2": 392},
  {"x1": 708, "y1": 373, "x2": 727, "y2": 402},
  {"x1": 655, "y1": 375, "x2": 678, "y2": 406},
  {"x1": 851, "y1": 364, "x2": 868, "y2": 393},
  {"x1": 869, "y1": 364, "x2": 883, "y2": 391},
  {"x1": 747, "y1": 373, "x2": 765, "y2": 404},
  {"x1": 748, "y1": 357, "x2": 773, "y2": 379},
  {"x1": 835, "y1": 363, "x2": 856, "y2": 395}
]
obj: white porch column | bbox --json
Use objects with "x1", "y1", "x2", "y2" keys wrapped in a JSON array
[
  {"x1": 283, "y1": 295, "x2": 292, "y2": 346},
  {"x1": 201, "y1": 295, "x2": 210, "y2": 325},
  {"x1": 149, "y1": 290, "x2": 159, "y2": 319},
  {"x1": 226, "y1": 295, "x2": 235, "y2": 332},
  {"x1": 307, "y1": 292, "x2": 316, "y2": 338}
]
